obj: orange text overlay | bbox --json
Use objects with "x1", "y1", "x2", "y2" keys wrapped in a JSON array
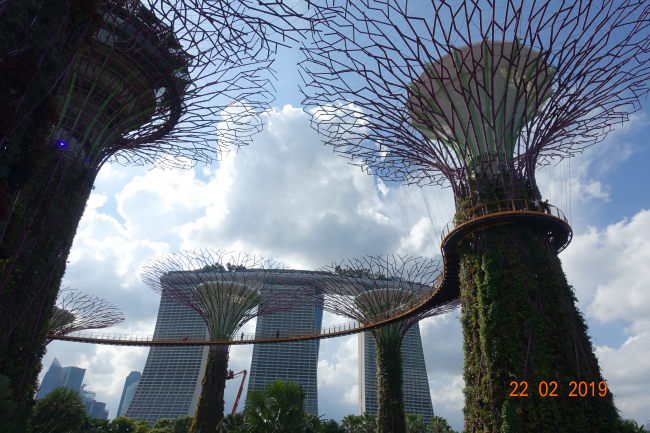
[{"x1": 509, "y1": 381, "x2": 608, "y2": 397}]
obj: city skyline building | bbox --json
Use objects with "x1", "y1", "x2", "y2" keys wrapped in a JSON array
[
  {"x1": 358, "y1": 324, "x2": 434, "y2": 423},
  {"x1": 117, "y1": 371, "x2": 142, "y2": 417},
  {"x1": 62, "y1": 366, "x2": 85, "y2": 392},
  {"x1": 37, "y1": 358, "x2": 86, "y2": 399},
  {"x1": 247, "y1": 296, "x2": 323, "y2": 414}
]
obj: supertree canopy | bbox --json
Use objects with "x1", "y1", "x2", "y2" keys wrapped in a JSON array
[
  {"x1": 300, "y1": 1, "x2": 650, "y2": 431},
  {"x1": 0, "y1": 0, "x2": 293, "y2": 412},
  {"x1": 312, "y1": 256, "x2": 457, "y2": 433},
  {"x1": 48, "y1": 290, "x2": 124, "y2": 343},
  {"x1": 140, "y1": 249, "x2": 312, "y2": 432}
]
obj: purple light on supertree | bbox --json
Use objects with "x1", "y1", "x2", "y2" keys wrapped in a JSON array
[
  {"x1": 48, "y1": 289, "x2": 125, "y2": 345},
  {"x1": 300, "y1": 1, "x2": 650, "y2": 431},
  {"x1": 309, "y1": 255, "x2": 457, "y2": 433},
  {"x1": 140, "y1": 249, "x2": 313, "y2": 431}
]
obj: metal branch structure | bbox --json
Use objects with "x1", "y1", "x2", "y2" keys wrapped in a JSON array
[
  {"x1": 0, "y1": 0, "x2": 307, "y2": 412},
  {"x1": 312, "y1": 255, "x2": 458, "y2": 433},
  {"x1": 140, "y1": 249, "x2": 313, "y2": 432},
  {"x1": 300, "y1": 1, "x2": 650, "y2": 431},
  {"x1": 48, "y1": 290, "x2": 124, "y2": 344}
]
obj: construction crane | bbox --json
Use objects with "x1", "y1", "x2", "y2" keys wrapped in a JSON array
[{"x1": 226, "y1": 369, "x2": 248, "y2": 415}]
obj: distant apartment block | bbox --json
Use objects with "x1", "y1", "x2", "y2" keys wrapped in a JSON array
[{"x1": 358, "y1": 323, "x2": 434, "y2": 423}]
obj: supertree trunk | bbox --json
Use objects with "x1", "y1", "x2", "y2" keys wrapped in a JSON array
[
  {"x1": 191, "y1": 345, "x2": 229, "y2": 433},
  {"x1": 374, "y1": 332, "x2": 406, "y2": 433},
  {"x1": 0, "y1": 153, "x2": 95, "y2": 412},
  {"x1": 459, "y1": 221, "x2": 619, "y2": 432}
]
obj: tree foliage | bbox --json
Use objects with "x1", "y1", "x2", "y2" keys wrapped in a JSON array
[
  {"x1": 243, "y1": 380, "x2": 309, "y2": 432},
  {"x1": 32, "y1": 386, "x2": 87, "y2": 433}
]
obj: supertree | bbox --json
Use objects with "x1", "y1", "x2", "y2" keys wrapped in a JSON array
[
  {"x1": 0, "y1": 0, "x2": 312, "y2": 172},
  {"x1": 48, "y1": 289, "x2": 124, "y2": 343},
  {"x1": 311, "y1": 256, "x2": 458, "y2": 433},
  {"x1": 140, "y1": 249, "x2": 312, "y2": 432},
  {"x1": 300, "y1": 1, "x2": 650, "y2": 431},
  {"x1": 0, "y1": 0, "x2": 289, "y2": 413}
]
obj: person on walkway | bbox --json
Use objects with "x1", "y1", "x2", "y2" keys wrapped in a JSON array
[{"x1": 276, "y1": 330, "x2": 280, "y2": 338}]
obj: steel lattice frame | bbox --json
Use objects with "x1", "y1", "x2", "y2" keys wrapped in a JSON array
[
  {"x1": 48, "y1": 289, "x2": 124, "y2": 344},
  {"x1": 301, "y1": 0, "x2": 650, "y2": 199},
  {"x1": 140, "y1": 249, "x2": 313, "y2": 431},
  {"x1": 315, "y1": 255, "x2": 457, "y2": 339},
  {"x1": 140, "y1": 249, "x2": 312, "y2": 339}
]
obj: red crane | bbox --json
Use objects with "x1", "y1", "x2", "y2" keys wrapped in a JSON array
[{"x1": 226, "y1": 369, "x2": 248, "y2": 415}]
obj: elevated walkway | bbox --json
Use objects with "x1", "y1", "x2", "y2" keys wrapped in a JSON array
[{"x1": 49, "y1": 199, "x2": 571, "y2": 346}]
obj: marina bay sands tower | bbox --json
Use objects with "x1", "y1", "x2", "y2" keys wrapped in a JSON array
[{"x1": 127, "y1": 268, "x2": 322, "y2": 424}]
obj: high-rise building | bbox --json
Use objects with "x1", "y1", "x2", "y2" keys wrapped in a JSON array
[
  {"x1": 62, "y1": 366, "x2": 86, "y2": 392},
  {"x1": 38, "y1": 359, "x2": 86, "y2": 399},
  {"x1": 117, "y1": 371, "x2": 141, "y2": 417},
  {"x1": 247, "y1": 300, "x2": 323, "y2": 415},
  {"x1": 38, "y1": 358, "x2": 65, "y2": 399},
  {"x1": 358, "y1": 323, "x2": 434, "y2": 423},
  {"x1": 88, "y1": 401, "x2": 109, "y2": 420},
  {"x1": 125, "y1": 294, "x2": 209, "y2": 425},
  {"x1": 119, "y1": 376, "x2": 141, "y2": 417},
  {"x1": 128, "y1": 269, "x2": 322, "y2": 424}
]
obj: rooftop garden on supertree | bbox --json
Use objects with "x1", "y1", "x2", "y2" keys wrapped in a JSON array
[
  {"x1": 311, "y1": 255, "x2": 458, "y2": 433},
  {"x1": 300, "y1": 1, "x2": 650, "y2": 431},
  {"x1": 140, "y1": 249, "x2": 314, "y2": 432}
]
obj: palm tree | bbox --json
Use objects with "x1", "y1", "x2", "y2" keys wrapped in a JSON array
[
  {"x1": 359, "y1": 413, "x2": 376, "y2": 433},
  {"x1": 341, "y1": 414, "x2": 362, "y2": 433},
  {"x1": 220, "y1": 412, "x2": 245, "y2": 432},
  {"x1": 320, "y1": 419, "x2": 344, "y2": 433},
  {"x1": 405, "y1": 414, "x2": 426, "y2": 433},
  {"x1": 243, "y1": 380, "x2": 308, "y2": 432},
  {"x1": 428, "y1": 416, "x2": 457, "y2": 433},
  {"x1": 32, "y1": 387, "x2": 86, "y2": 433}
]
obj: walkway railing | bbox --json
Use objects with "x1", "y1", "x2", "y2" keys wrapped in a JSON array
[
  {"x1": 49, "y1": 199, "x2": 569, "y2": 346},
  {"x1": 441, "y1": 199, "x2": 569, "y2": 241}
]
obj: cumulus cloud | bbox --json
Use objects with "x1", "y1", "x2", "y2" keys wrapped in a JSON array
[
  {"x1": 177, "y1": 105, "x2": 403, "y2": 269},
  {"x1": 561, "y1": 208, "x2": 650, "y2": 422}
]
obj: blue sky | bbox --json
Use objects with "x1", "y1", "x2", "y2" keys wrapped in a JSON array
[{"x1": 40, "y1": 19, "x2": 650, "y2": 432}]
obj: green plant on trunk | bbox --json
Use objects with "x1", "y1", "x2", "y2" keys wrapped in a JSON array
[
  {"x1": 191, "y1": 345, "x2": 230, "y2": 432},
  {"x1": 374, "y1": 323, "x2": 406, "y2": 433},
  {"x1": 457, "y1": 190, "x2": 620, "y2": 431}
]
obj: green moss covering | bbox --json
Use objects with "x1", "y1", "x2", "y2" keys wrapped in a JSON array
[
  {"x1": 0, "y1": 152, "x2": 95, "y2": 424},
  {"x1": 191, "y1": 345, "x2": 229, "y2": 433},
  {"x1": 375, "y1": 329, "x2": 406, "y2": 433},
  {"x1": 458, "y1": 222, "x2": 619, "y2": 432}
]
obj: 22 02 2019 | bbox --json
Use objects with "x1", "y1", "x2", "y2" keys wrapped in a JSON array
[{"x1": 509, "y1": 381, "x2": 608, "y2": 397}]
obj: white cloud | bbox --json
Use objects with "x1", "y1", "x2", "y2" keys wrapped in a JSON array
[
  {"x1": 563, "y1": 209, "x2": 650, "y2": 328},
  {"x1": 562, "y1": 208, "x2": 650, "y2": 423},
  {"x1": 176, "y1": 105, "x2": 403, "y2": 269}
]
